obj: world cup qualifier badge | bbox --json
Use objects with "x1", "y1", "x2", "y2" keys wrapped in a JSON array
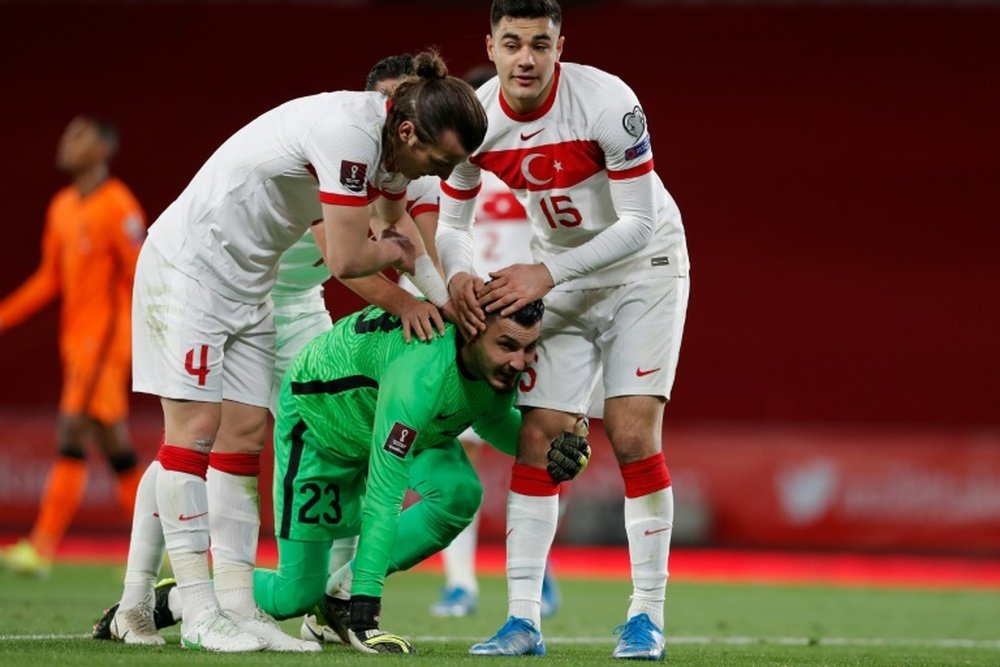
[
  {"x1": 383, "y1": 421, "x2": 418, "y2": 459},
  {"x1": 340, "y1": 160, "x2": 367, "y2": 192},
  {"x1": 622, "y1": 105, "x2": 647, "y2": 138}
]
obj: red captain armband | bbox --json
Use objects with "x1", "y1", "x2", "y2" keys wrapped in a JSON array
[{"x1": 440, "y1": 181, "x2": 481, "y2": 200}]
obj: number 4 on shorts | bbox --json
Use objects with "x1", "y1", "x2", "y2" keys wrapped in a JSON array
[{"x1": 185, "y1": 345, "x2": 210, "y2": 386}]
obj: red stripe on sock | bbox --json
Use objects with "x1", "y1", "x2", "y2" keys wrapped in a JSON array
[
  {"x1": 510, "y1": 463, "x2": 560, "y2": 496},
  {"x1": 620, "y1": 452, "x2": 671, "y2": 499},
  {"x1": 209, "y1": 451, "x2": 260, "y2": 477},
  {"x1": 156, "y1": 445, "x2": 209, "y2": 479}
]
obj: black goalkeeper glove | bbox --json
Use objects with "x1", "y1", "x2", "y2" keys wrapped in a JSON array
[
  {"x1": 547, "y1": 418, "x2": 591, "y2": 483},
  {"x1": 347, "y1": 595, "x2": 415, "y2": 654}
]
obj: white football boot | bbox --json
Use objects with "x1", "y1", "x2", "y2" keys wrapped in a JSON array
[
  {"x1": 236, "y1": 607, "x2": 322, "y2": 652},
  {"x1": 110, "y1": 592, "x2": 165, "y2": 646},
  {"x1": 180, "y1": 607, "x2": 266, "y2": 652}
]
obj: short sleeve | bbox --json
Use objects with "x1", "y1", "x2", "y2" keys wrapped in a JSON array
[
  {"x1": 304, "y1": 115, "x2": 380, "y2": 207},
  {"x1": 405, "y1": 176, "x2": 441, "y2": 219}
]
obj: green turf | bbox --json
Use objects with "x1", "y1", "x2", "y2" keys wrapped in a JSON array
[{"x1": 0, "y1": 563, "x2": 997, "y2": 665}]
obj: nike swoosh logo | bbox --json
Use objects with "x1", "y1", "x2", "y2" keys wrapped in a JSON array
[
  {"x1": 304, "y1": 621, "x2": 324, "y2": 643},
  {"x1": 437, "y1": 410, "x2": 462, "y2": 420},
  {"x1": 178, "y1": 511, "x2": 208, "y2": 522},
  {"x1": 635, "y1": 367, "x2": 661, "y2": 377},
  {"x1": 644, "y1": 527, "x2": 670, "y2": 536},
  {"x1": 506, "y1": 528, "x2": 514, "y2": 538},
  {"x1": 519, "y1": 128, "x2": 544, "y2": 141}
]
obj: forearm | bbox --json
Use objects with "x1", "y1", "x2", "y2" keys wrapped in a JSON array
[
  {"x1": 543, "y1": 213, "x2": 653, "y2": 284},
  {"x1": 436, "y1": 222, "x2": 477, "y2": 284},
  {"x1": 543, "y1": 175, "x2": 656, "y2": 284},
  {"x1": 340, "y1": 273, "x2": 421, "y2": 316},
  {"x1": 326, "y1": 238, "x2": 402, "y2": 279},
  {"x1": 0, "y1": 271, "x2": 59, "y2": 330}
]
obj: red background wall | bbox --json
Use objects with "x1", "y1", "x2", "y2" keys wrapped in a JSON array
[{"x1": 1, "y1": 2, "x2": 997, "y2": 428}]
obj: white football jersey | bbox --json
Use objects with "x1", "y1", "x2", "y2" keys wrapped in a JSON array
[
  {"x1": 440, "y1": 62, "x2": 689, "y2": 291},
  {"x1": 148, "y1": 91, "x2": 408, "y2": 303}
]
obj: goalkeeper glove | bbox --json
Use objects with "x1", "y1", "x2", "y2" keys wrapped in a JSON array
[
  {"x1": 347, "y1": 595, "x2": 415, "y2": 654},
  {"x1": 547, "y1": 418, "x2": 591, "y2": 483}
]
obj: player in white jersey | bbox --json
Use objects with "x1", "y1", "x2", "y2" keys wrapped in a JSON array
[
  {"x1": 437, "y1": 2, "x2": 689, "y2": 660},
  {"x1": 112, "y1": 51, "x2": 487, "y2": 652}
]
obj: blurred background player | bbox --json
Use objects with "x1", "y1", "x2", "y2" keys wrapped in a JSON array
[
  {"x1": 439, "y1": 1, "x2": 689, "y2": 659},
  {"x1": 0, "y1": 115, "x2": 146, "y2": 577}
]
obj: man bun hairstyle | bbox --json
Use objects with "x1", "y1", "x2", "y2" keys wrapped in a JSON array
[
  {"x1": 384, "y1": 49, "x2": 488, "y2": 163},
  {"x1": 490, "y1": 0, "x2": 562, "y2": 29}
]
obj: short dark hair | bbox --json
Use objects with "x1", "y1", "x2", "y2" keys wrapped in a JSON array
[
  {"x1": 365, "y1": 54, "x2": 414, "y2": 92},
  {"x1": 490, "y1": 0, "x2": 562, "y2": 29},
  {"x1": 505, "y1": 298, "x2": 545, "y2": 328},
  {"x1": 384, "y1": 50, "x2": 488, "y2": 161},
  {"x1": 80, "y1": 115, "x2": 120, "y2": 157},
  {"x1": 482, "y1": 280, "x2": 545, "y2": 328}
]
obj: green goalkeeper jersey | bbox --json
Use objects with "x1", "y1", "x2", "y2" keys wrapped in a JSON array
[{"x1": 281, "y1": 304, "x2": 521, "y2": 596}]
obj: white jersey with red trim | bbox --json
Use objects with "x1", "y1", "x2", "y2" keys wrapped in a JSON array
[
  {"x1": 470, "y1": 170, "x2": 534, "y2": 275},
  {"x1": 439, "y1": 62, "x2": 688, "y2": 291},
  {"x1": 148, "y1": 91, "x2": 408, "y2": 303},
  {"x1": 405, "y1": 174, "x2": 440, "y2": 221}
]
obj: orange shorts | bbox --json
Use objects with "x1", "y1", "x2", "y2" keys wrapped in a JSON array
[{"x1": 60, "y1": 353, "x2": 130, "y2": 424}]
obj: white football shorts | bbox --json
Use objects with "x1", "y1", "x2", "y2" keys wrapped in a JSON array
[
  {"x1": 517, "y1": 276, "x2": 689, "y2": 415},
  {"x1": 132, "y1": 243, "x2": 276, "y2": 407}
]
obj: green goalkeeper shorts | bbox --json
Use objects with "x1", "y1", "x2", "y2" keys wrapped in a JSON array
[{"x1": 272, "y1": 409, "x2": 366, "y2": 542}]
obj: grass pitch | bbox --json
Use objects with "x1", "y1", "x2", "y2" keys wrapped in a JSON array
[{"x1": 1, "y1": 563, "x2": 997, "y2": 666}]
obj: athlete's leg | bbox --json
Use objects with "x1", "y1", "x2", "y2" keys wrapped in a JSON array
[
  {"x1": 158, "y1": 398, "x2": 222, "y2": 627},
  {"x1": 92, "y1": 418, "x2": 142, "y2": 517},
  {"x1": 604, "y1": 395, "x2": 672, "y2": 630},
  {"x1": 503, "y1": 407, "x2": 576, "y2": 629},
  {"x1": 209, "y1": 399, "x2": 269, "y2": 619},
  {"x1": 495, "y1": 289, "x2": 597, "y2": 633},
  {"x1": 26, "y1": 413, "x2": 90, "y2": 560},
  {"x1": 254, "y1": 538, "x2": 332, "y2": 619},
  {"x1": 599, "y1": 277, "x2": 687, "y2": 660},
  {"x1": 386, "y1": 443, "x2": 482, "y2": 575}
]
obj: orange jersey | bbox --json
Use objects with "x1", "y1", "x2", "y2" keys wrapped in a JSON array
[{"x1": 0, "y1": 177, "x2": 146, "y2": 361}]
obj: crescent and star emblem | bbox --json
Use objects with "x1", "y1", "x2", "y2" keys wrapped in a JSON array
[{"x1": 521, "y1": 153, "x2": 552, "y2": 186}]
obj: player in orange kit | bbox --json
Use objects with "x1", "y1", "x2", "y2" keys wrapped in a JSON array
[{"x1": 0, "y1": 115, "x2": 147, "y2": 577}]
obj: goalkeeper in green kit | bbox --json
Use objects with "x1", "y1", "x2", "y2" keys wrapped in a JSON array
[{"x1": 254, "y1": 297, "x2": 590, "y2": 654}]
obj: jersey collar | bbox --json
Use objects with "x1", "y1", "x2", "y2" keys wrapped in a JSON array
[{"x1": 499, "y1": 62, "x2": 561, "y2": 123}]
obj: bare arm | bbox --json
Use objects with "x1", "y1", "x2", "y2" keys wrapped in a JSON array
[{"x1": 322, "y1": 201, "x2": 415, "y2": 279}]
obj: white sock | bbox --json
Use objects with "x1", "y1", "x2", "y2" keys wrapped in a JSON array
[
  {"x1": 120, "y1": 462, "x2": 165, "y2": 610},
  {"x1": 156, "y1": 467, "x2": 215, "y2": 625},
  {"x1": 442, "y1": 510, "x2": 479, "y2": 594},
  {"x1": 327, "y1": 560, "x2": 353, "y2": 600},
  {"x1": 506, "y1": 491, "x2": 558, "y2": 628},
  {"x1": 329, "y1": 536, "x2": 358, "y2": 578},
  {"x1": 207, "y1": 466, "x2": 260, "y2": 618},
  {"x1": 624, "y1": 486, "x2": 673, "y2": 629},
  {"x1": 167, "y1": 585, "x2": 183, "y2": 621}
]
